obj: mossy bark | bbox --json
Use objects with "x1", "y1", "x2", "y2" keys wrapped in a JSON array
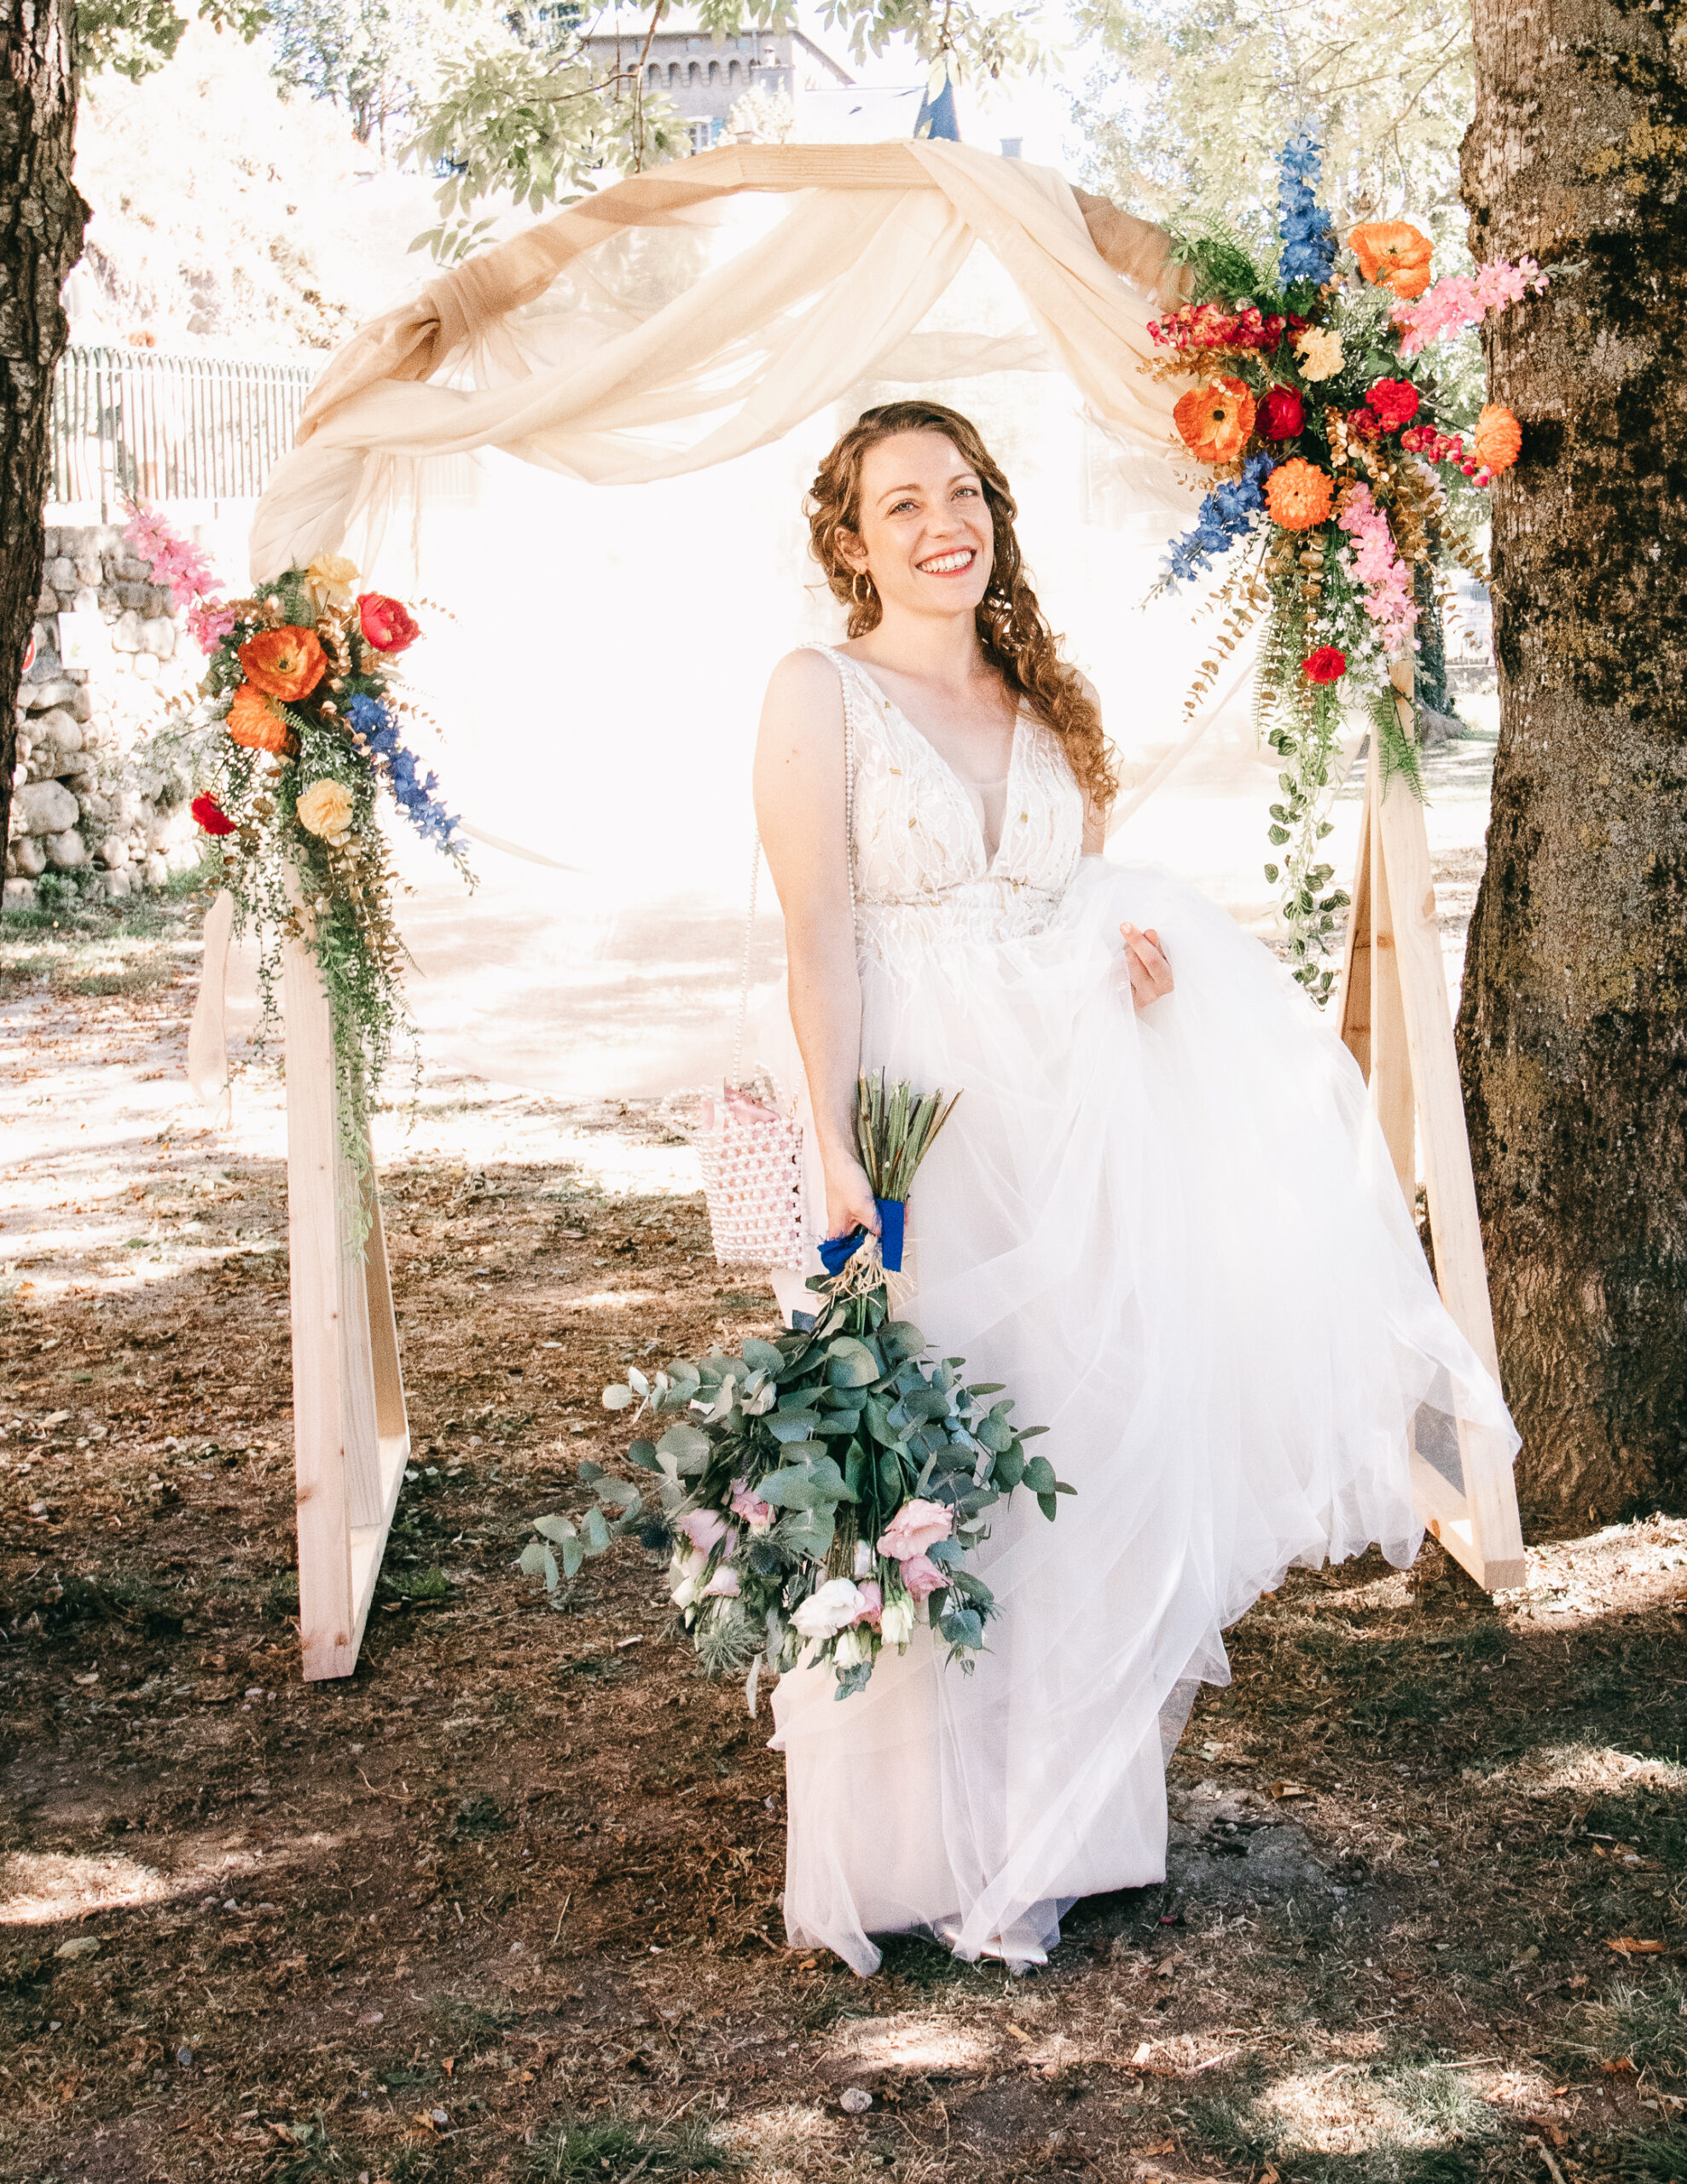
[
  {"x1": 1458, "y1": 0, "x2": 1687, "y2": 1521},
  {"x1": 0, "y1": 0, "x2": 86, "y2": 856}
]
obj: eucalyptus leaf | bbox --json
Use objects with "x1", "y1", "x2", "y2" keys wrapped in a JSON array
[
  {"x1": 602, "y1": 1385, "x2": 635, "y2": 1411},
  {"x1": 583, "y1": 1505, "x2": 611, "y2": 1553},
  {"x1": 1022, "y1": 1455, "x2": 1058, "y2": 1496},
  {"x1": 561, "y1": 1534, "x2": 585, "y2": 1578},
  {"x1": 532, "y1": 1514, "x2": 576, "y2": 1546}
]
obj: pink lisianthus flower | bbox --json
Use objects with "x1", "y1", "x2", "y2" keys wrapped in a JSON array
[
  {"x1": 728, "y1": 1478, "x2": 774, "y2": 1532},
  {"x1": 679, "y1": 1508, "x2": 734, "y2": 1556},
  {"x1": 877, "y1": 1499, "x2": 953, "y2": 1562},
  {"x1": 851, "y1": 1581, "x2": 883, "y2": 1629},
  {"x1": 701, "y1": 1566, "x2": 740, "y2": 1600},
  {"x1": 897, "y1": 1553, "x2": 948, "y2": 1604}
]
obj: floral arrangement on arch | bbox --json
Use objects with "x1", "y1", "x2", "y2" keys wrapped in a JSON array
[
  {"x1": 141, "y1": 516, "x2": 470, "y2": 1166},
  {"x1": 1144, "y1": 136, "x2": 1547, "y2": 998}
]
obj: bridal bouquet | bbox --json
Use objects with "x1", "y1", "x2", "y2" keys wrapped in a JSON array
[
  {"x1": 1144, "y1": 135, "x2": 1549, "y2": 996},
  {"x1": 145, "y1": 530, "x2": 470, "y2": 1165},
  {"x1": 522, "y1": 1075, "x2": 1074, "y2": 1702}
]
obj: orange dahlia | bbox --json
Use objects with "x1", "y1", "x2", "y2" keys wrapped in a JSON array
[
  {"x1": 228, "y1": 684, "x2": 295, "y2": 755},
  {"x1": 238, "y1": 624, "x2": 327, "y2": 702},
  {"x1": 1266, "y1": 457, "x2": 1335, "y2": 533},
  {"x1": 1349, "y1": 220, "x2": 1434, "y2": 299},
  {"x1": 1173, "y1": 375, "x2": 1257, "y2": 464},
  {"x1": 1473, "y1": 404, "x2": 1522, "y2": 474}
]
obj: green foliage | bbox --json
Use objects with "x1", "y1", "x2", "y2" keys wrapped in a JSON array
[
  {"x1": 269, "y1": 0, "x2": 444, "y2": 146},
  {"x1": 78, "y1": 0, "x2": 269, "y2": 80},
  {"x1": 1071, "y1": 0, "x2": 1475, "y2": 257},
  {"x1": 403, "y1": 0, "x2": 1050, "y2": 262},
  {"x1": 526, "y1": 2111, "x2": 738, "y2": 2182}
]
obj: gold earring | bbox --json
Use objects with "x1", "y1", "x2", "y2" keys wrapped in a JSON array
[{"x1": 850, "y1": 569, "x2": 874, "y2": 607}]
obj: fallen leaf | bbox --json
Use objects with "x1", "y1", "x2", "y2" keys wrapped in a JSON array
[
  {"x1": 1605, "y1": 1938, "x2": 1666, "y2": 1955},
  {"x1": 1141, "y1": 2138, "x2": 1177, "y2": 2157},
  {"x1": 1006, "y1": 2024, "x2": 1032, "y2": 2043},
  {"x1": 55, "y1": 1937, "x2": 101, "y2": 1961},
  {"x1": 441, "y1": 2058, "x2": 455, "y2": 2078},
  {"x1": 1269, "y1": 1781, "x2": 1310, "y2": 1800},
  {"x1": 1599, "y1": 2058, "x2": 1638, "y2": 2077}
]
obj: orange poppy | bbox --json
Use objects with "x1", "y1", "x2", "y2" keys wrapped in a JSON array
[
  {"x1": 228, "y1": 684, "x2": 295, "y2": 755},
  {"x1": 1174, "y1": 375, "x2": 1257, "y2": 464},
  {"x1": 238, "y1": 624, "x2": 327, "y2": 702},
  {"x1": 1473, "y1": 404, "x2": 1522, "y2": 473},
  {"x1": 1265, "y1": 458, "x2": 1335, "y2": 533},
  {"x1": 1349, "y1": 221, "x2": 1434, "y2": 300}
]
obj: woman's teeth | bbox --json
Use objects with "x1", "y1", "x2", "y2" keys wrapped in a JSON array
[{"x1": 919, "y1": 550, "x2": 975, "y2": 574}]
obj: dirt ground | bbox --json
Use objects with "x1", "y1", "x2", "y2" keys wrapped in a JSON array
[{"x1": 2, "y1": 889, "x2": 1684, "y2": 2184}]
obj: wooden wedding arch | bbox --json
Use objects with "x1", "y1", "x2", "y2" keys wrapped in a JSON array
[{"x1": 243, "y1": 143, "x2": 1524, "y2": 1680}]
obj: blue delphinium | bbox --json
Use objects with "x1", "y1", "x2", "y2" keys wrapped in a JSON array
[
  {"x1": 1160, "y1": 452, "x2": 1278, "y2": 587},
  {"x1": 1277, "y1": 134, "x2": 1336, "y2": 289},
  {"x1": 345, "y1": 691, "x2": 461, "y2": 851}
]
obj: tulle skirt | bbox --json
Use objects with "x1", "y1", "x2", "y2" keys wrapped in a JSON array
[{"x1": 766, "y1": 857, "x2": 1517, "y2": 1975}]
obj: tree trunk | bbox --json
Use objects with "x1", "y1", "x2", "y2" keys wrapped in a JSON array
[
  {"x1": 1458, "y1": 0, "x2": 1687, "y2": 1523},
  {"x1": 0, "y1": 0, "x2": 87, "y2": 862}
]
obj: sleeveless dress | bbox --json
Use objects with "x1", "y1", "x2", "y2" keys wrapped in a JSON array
[{"x1": 766, "y1": 646, "x2": 1518, "y2": 1976}]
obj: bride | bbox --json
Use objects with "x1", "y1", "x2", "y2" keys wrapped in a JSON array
[{"x1": 751, "y1": 398, "x2": 1517, "y2": 1977}]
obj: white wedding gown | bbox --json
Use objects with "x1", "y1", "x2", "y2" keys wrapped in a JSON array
[{"x1": 766, "y1": 645, "x2": 1518, "y2": 1976}]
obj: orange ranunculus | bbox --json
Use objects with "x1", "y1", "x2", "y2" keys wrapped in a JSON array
[
  {"x1": 238, "y1": 624, "x2": 327, "y2": 701},
  {"x1": 1265, "y1": 457, "x2": 1335, "y2": 533},
  {"x1": 1473, "y1": 404, "x2": 1522, "y2": 474},
  {"x1": 228, "y1": 684, "x2": 294, "y2": 755},
  {"x1": 1173, "y1": 375, "x2": 1258, "y2": 464},
  {"x1": 1349, "y1": 220, "x2": 1434, "y2": 299}
]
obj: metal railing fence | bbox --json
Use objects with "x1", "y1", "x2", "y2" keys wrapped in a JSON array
[{"x1": 49, "y1": 346, "x2": 319, "y2": 518}]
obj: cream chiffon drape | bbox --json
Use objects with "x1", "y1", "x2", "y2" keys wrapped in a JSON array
[{"x1": 247, "y1": 142, "x2": 1190, "y2": 581}]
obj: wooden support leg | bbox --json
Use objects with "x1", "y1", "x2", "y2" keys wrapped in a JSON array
[
  {"x1": 285, "y1": 927, "x2": 412, "y2": 1682},
  {"x1": 1373, "y1": 767, "x2": 1527, "y2": 1592}
]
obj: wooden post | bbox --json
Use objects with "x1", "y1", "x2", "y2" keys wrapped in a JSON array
[
  {"x1": 1336, "y1": 710, "x2": 1527, "y2": 1593},
  {"x1": 284, "y1": 921, "x2": 411, "y2": 1682}
]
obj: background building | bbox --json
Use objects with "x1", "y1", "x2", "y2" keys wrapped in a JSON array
[{"x1": 582, "y1": 8, "x2": 868, "y2": 149}]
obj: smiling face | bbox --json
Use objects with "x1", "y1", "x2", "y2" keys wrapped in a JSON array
[{"x1": 839, "y1": 430, "x2": 995, "y2": 623}]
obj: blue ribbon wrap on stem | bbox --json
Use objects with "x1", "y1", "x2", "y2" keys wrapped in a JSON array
[{"x1": 819, "y1": 1197, "x2": 905, "y2": 1276}]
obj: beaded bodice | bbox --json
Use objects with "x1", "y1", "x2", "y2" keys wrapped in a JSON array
[{"x1": 810, "y1": 645, "x2": 1085, "y2": 967}]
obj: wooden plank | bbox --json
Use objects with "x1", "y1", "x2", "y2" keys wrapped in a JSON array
[
  {"x1": 286, "y1": 912, "x2": 414, "y2": 1679},
  {"x1": 1336, "y1": 770, "x2": 1374, "y2": 1081},
  {"x1": 283, "y1": 926, "x2": 358, "y2": 1683},
  {"x1": 1376, "y1": 766, "x2": 1528, "y2": 1592},
  {"x1": 1366, "y1": 737, "x2": 1417, "y2": 1208}
]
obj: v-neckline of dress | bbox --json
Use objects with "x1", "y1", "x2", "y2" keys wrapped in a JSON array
[{"x1": 839, "y1": 653, "x2": 1023, "y2": 875}]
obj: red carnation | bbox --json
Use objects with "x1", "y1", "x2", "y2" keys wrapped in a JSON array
[
  {"x1": 1348, "y1": 407, "x2": 1384, "y2": 441},
  {"x1": 1367, "y1": 378, "x2": 1421, "y2": 429},
  {"x1": 357, "y1": 591, "x2": 420, "y2": 654},
  {"x1": 1302, "y1": 647, "x2": 1348, "y2": 684},
  {"x1": 1261, "y1": 386, "x2": 1305, "y2": 439},
  {"x1": 192, "y1": 793, "x2": 236, "y2": 836}
]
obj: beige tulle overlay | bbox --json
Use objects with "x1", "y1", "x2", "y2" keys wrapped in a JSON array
[{"x1": 248, "y1": 142, "x2": 1188, "y2": 581}]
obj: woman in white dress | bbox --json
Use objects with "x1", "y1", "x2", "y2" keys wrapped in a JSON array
[{"x1": 751, "y1": 400, "x2": 1517, "y2": 1978}]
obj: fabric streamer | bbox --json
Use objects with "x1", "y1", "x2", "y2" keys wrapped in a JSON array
[{"x1": 247, "y1": 142, "x2": 1190, "y2": 582}]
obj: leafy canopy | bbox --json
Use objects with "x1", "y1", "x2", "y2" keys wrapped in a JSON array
[{"x1": 1070, "y1": 0, "x2": 1474, "y2": 254}]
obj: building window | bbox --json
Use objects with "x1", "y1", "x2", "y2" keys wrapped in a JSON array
[
  {"x1": 728, "y1": 58, "x2": 739, "y2": 80},
  {"x1": 692, "y1": 117, "x2": 719, "y2": 150},
  {"x1": 668, "y1": 60, "x2": 680, "y2": 83}
]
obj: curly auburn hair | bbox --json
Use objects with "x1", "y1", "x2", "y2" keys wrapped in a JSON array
[{"x1": 806, "y1": 400, "x2": 1116, "y2": 816}]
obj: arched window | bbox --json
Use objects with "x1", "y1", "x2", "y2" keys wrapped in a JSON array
[
  {"x1": 647, "y1": 62, "x2": 660, "y2": 85},
  {"x1": 728, "y1": 58, "x2": 740, "y2": 81},
  {"x1": 668, "y1": 60, "x2": 680, "y2": 84},
  {"x1": 708, "y1": 59, "x2": 720, "y2": 83},
  {"x1": 688, "y1": 60, "x2": 701, "y2": 83}
]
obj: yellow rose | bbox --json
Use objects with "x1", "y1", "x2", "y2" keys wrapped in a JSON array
[
  {"x1": 1294, "y1": 328, "x2": 1344, "y2": 382},
  {"x1": 296, "y1": 778, "x2": 355, "y2": 840},
  {"x1": 304, "y1": 552, "x2": 359, "y2": 611}
]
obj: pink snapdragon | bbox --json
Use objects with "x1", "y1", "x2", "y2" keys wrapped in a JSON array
[
  {"x1": 1391, "y1": 257, "x2": 1548, "y2": 357},
  {"x1": 123, "y1": 503, "x2": 235, "y2": 653},
  {"x1": 1336, "y1": 482, "x2": 1418, "y2": 653}
]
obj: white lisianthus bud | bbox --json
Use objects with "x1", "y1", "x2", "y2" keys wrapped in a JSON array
[
  {"x1": 879, "y1": 1597, "x2": 916, "y2": 1648},
  {"x1": 670, "y1": 1545, "x2": 709, "y2": 1611},
  {"x1": 833, "y1": 1627, "x2": 873, "y2": 1670}
]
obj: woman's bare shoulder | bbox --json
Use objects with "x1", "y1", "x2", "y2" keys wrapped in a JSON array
[{"x1": 762, "y1": 646, "x2": 845, "y2": 723}]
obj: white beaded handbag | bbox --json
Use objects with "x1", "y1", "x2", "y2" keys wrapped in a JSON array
[{"x1": 694, "y1": 704, "x2": 855, "y2": 1269}]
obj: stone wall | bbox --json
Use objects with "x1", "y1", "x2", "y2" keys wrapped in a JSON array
[{"x1": 6, "y1": 524, "x2": 204, "y2": 912}]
